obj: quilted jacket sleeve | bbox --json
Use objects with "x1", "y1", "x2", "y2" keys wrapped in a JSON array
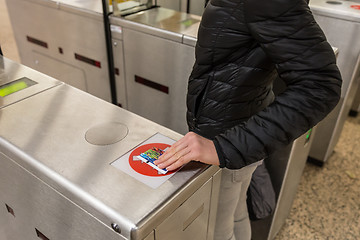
[{"x1": 213, "y1": 0, "x2": 342, "y2": 169}]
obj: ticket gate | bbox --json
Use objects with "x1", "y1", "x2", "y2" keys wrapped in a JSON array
[
  {"x1": 0, "y1": 56, "x2": 221, "y2": 240},
  {"x1": 5, "y1": 0, "x2": 113, "y2": 103},
  {"x1": 156, "y1": 0, "x2": 207, "y2": 15},
  {"x1": 249, "y1": 73, "x2": 318, "y2": 240},
  {"x1": 110, "y1": 7, "x2": 201, "y2": 134},
  {"x1": 308, "y1": 0, "x2": 360, "y2": 164}
]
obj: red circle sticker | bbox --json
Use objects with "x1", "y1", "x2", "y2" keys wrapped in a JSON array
[
  {"x1": 351, "y1": 5, "x2": 360, "y2": 10},
  {"x1": 129, "y1": 143, "x2": 174, "y2": 177}
]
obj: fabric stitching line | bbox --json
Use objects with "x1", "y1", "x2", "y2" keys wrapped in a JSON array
[
  {"x1": 210, "y1": 2, "x2": 244, "y2": 65},
  {"x1": 206, "y1": 2, "x2": 244, "y2": 123},
  {"x1": 218, "y1": 2, "x2": 247, "y2": 123},
  {"x1": 275, "y1": 100, "x2": 312, "y2": 127},
  {"x1": 244, "y1": 0, "x2": 304, "y2": 24},
  {"x1": 275, "y1": 38, "x2": 327, "y2": 65}
]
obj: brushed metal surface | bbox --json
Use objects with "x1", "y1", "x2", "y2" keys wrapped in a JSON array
[
  {"x1": 153, "y1": 0, "x2": 206, "y2": 17},
  {"x1": 124, "y1": 7, "x2": 201, "y2": 36},
  {"x1": 188, "y1": 0, "x2": 206, "y2": 15},
  {"x1": 206, "y1": 169, "x2": 222, "y2": 240},
  {"x1": 85, "y1": 122, "x2": 129, "y2": 145},
  {"x1": 6, "y1": 0, "x2": 112, "y2": 102},
  {"x1": 156, "y1": 0, "x2": 181, "y2": 11},
  {"x1": 143, "y1": 231, "x2": 155, "y2": 240},
  {"x1": 59, "y1": 0, "x2": 103, "y2": 15},
  {"x1": 31, "y1": 51, "x2": 88, "y2": 92},
  {"x1": 122, "y1": 27, "x2": 195, "y2": 134},
  {"x1": 155, "y1": 178, "x2": 212, "y2": 240},
  {"x1": 0, "y1": 58, "x2": 219, "y2": 239},
  {"x1": 110, "y1": 7, "x2": 200, "y2": 44},
  {"x1": 0, "y1": 83, "x2": 218, "y2": 239},
  {"x1": 310, "y1": 0, "x2": 360, "y2": 22},
  {"x1": 0, "y1": 152, "x2": 126, "y2": 240},
  {"x1": 0, "y1": 57, "x2": 62, "y2": 109}
]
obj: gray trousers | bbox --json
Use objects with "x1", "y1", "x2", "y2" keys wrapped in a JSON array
[{"x1": 213, "y1": 162, "x2": 261, "y2": 240}]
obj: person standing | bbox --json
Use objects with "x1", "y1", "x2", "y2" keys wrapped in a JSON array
[{"x1": 155, "y1": 0, "x2": 342, "y2": 239}]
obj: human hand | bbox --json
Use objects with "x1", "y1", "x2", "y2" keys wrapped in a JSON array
[{"x1": 154, "y1": 132, "x2": 220, "y2": 171}]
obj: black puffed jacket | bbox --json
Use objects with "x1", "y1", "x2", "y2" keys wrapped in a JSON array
[{"x1": 186, "y1": 0, "x2": 342, "y2": 169}]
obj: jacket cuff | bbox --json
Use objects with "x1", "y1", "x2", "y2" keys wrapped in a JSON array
[{"x1": 213, "y1": 139, "x2": 226, "y2": 168}]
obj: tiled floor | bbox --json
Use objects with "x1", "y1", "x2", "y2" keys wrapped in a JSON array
[
  {"x1": 1, "y1": 0, "x2": 359, "y2": 239},
  {"x1": 274, "y1": 116, "x2": 360, "y2": 239}
]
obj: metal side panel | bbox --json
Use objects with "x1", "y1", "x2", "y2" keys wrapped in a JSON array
[
  {"x1": 156, "y1": 0, "x2": 181, "y2": 11},
  {"x1": 122, "y1": 28, "x2": 195, "y2": 134},
  {"x1": 143, "y1": 231, "x2": 155, "y2": 240},
  {"x1": 206, "y1": 169, "x2": 222, "y2": 240},
  {"x1": 268, "y1": 129, "x2": 316, "y2": 240},
  {"x1": 30, "y1": 51, "x2": 88, "y2": 92},
  {"x1": 155, "y1": 177, "x2": 212, "y2": 240},
  {"x1": 312, "y1": 14, "x2": 360, "y2": 94},
  {"x1": 251, "y1": 127, "x2": 316, "y2": 240},
  {"x1": 188, "y1": 0, "x2": 206, "y2": 16},
  {"x1": 0, "y1": 152, "x2": 125, "y2": 240}
]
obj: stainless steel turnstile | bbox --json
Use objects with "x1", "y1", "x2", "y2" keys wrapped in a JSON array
[
  {"x1": 250, "y1": 75, "x2": 318, "y2": 240},
  {"x1": 0, "y1": 57, "x2": 221, "y2": 240},
  {"x1": 308, "y1": 0, "x2": 360, "y2": 164},
  {"x1": 156, "y1": 0, "x2": 207, "y2": 15},
  {"x1": 109, "y1": 8, "x2": 322, "y2": 240},
  {"x1": 251, "y1": 129, "x2": 316, "y2": 240},
  {"x1": 110, "y1": 7, "x2": 201, "y2": 134},
  {"x1": 5, "y1": 0, "x2": 113, "y2": 102}
]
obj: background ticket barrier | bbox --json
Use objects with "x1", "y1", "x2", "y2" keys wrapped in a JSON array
[
  {"x1": 308, "y1": 0, "x2": 360, "y2": 164},
  {"x1": 0, "y1": 57, "x2": 221, "y2": 240},
  {"x1": 250, "y1": 75, "x2": 318, "y2": 240},
  {"x1": 5, "y1": 0, "x2": 113, "y2": 103},
  {"x1": 110, "y1": 7, "x2": 200, "y2": 134}
]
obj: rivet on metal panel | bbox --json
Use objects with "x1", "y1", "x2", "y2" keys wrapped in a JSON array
[{"x1": 111, "y1": 223, "x2": 121, "y2": 234}]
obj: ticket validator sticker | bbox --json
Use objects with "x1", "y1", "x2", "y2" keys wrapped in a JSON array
[{"x1": 111, "y1": 133, "x2": 177, "y2": 189}]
